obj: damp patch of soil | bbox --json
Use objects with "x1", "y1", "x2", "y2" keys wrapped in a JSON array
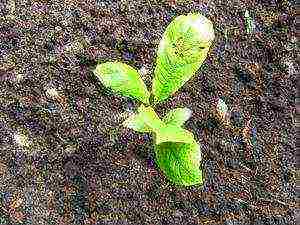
[{"x1": 0, "y1": 0, "x2": 297, "y2": 225}]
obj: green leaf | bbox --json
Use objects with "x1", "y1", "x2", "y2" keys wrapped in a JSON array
[
  {"x1": 93, "y1": 62, "x2": 150, "y2": 104},
  {"x1": 122, "y1": 112, "x2": 152, "y2": 133},
  {"x1": 137, "y1": 105, "x2": 165, "y2": 132},
  {"x1": 154, "y1": 125, "x2": 203, "y2": 185},
  {"x1": 244, "y1": 10, "x2": 255, "y2": 34},
  {"x1": 123, "y1": 105, "x2": 164, "y2": 133},
  {"x1": 152, "y1": 13, "x2": 215, "y2": 104},
  {"x1": 155, "y1": 125, "x2": 194, "y2": 145},
  {"x1": 154, "y1": 140, "x2": 203, "y2": 186},
  {"x1": 163, "y1": 107, "x2": 192, "y2": 127},
  {"x1": 123, "y1": 107, "x2": 203, "y2": 186}
]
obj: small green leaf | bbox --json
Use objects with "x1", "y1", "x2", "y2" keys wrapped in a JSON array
[
  {"x1": 155, "y1": 125, "x2": 194, "y2": 145},
  {"x1": 163, "y1": 107, "x2": 192, "y2": 127},
  {"x1": 137, "y1": 105, "x2": 165, "y2": 132},
  {"x1": 93, "y1": 62, "x2": 150, "y2": 104},
  {"x1": 152, "y1": 13, "x2": 215, "y2": 104},
  {"x1": 123, "y1": 105, "x2": 164, "y2": 133},
  {"x1": 244, "y1": 10, "x2": 255, "y2": 34},
  {"x1": 122, "y1": 112, "x2": 152, "y2": 133},
  {"x1": 154, "y1": 140, "x2": 203, "y2": 186}
]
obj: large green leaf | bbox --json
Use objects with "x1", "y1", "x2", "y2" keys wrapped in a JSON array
[
  {"x1": 122, "y1": 104, "x2": 164, "y2": 133},
  {"x1": 163, "y1": 107, "x2": 192, "y2": 127},
  {"x1": 93, "y1": 62, "x2": 150, "y2": 104},
  {"x1": 154, "y1": 139, "x2": 203, "y2": 186},
  {"x1": 154, "y1": 124, "x2": 203, "y2": 186},
  {"x1": 152, "y1": 13, "x2": 215, "y2": 104}
]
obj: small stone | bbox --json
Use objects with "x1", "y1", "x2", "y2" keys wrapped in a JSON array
[
  {"x1": 45, "y1": 87, "x2": 60, "y2": 99},
  {"x1": 224, "y1": 219, "x2": 242, "y2": 225},
  {"x1": 139, "y1": 66, "x2": 148, "y2": 77},
  {"x1": 14, "y1": 132, "x2": 30, "y2": 147},
  {"x1": 216, "y1": 98, "x2": 230, "y2": 123}
]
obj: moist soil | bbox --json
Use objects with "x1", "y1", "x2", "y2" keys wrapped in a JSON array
[{"x1": 0, "y1": 1, "x2": 297, "y2": 225}]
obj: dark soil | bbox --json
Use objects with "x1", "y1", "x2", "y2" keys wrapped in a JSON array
[{"x1": 0, "y1": 0, "x2": 297, "y2": 225}]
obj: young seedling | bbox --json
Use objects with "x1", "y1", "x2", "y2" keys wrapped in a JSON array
[
  {"x1": 93, "y1": 13, "x2": 215, "y2": 186},
  {"x1": 244, "y1": 10, "x2": 255, "y2": 34}
]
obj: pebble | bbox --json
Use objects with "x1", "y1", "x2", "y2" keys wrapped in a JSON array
[
  {"x1": 13, "y1": 132, "x2": 30, "y2": 148},
  {"x1": 216, "y1": 98, "x2": 230, "y2": 123},
  {"x1": 224, "y1": 219, "x2": 243, "y2": 225}
]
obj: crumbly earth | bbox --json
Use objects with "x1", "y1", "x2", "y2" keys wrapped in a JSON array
[{"x1": 0, "y1": 0, "x2": 297, "y2": 225}]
